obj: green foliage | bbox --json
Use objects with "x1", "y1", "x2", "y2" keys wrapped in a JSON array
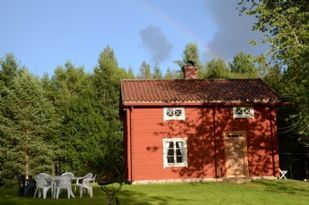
[
  {"x1": 0, "y1": 69, "x2": 58, "y2": 185},
  {"x1": 263, "y1": 64, "x2": 282, "y2": 91},
  {"x1": 239, "y1": 0, "x2": 308, "y2": 65},
  {"x1": 126, "y1": 67, "x2": 135, "y2": 79},
  {"x1": 175, "y1": 43, "x2": 201, "y2": 69},
  {"x1": 201, "y1": 53, "x2": 269, "y2": 80},
  {"x1": 164, "y1": 68, "x2": 173, "y2": 79},
  {"x1": 152, "y1": 64, "x2": 162, "y2": 79},
  {"x1": 239, "y1": 0, "x2": 309, "y2": 141},
  {"x1": 93, "y1": 46, "x2": 128, "y2": 171},
  {"x1": 203, "y1": 58, "x2": 231, "y2": 78},
  {"x1": 1, "y1": 46, "x2": 134, "y2": 185},
  {"x1": 138, "y1": 61, "x2": 152, "y2": 79},
  {"x1": 0, "y1": 54, "x2": 18, "y2": 87},
  {"x1": 46, "y1": 62, "x2": 100, "y2": 174},
  {"x1": 229, "y1": 52, "x2": 259, "y2": 78}
]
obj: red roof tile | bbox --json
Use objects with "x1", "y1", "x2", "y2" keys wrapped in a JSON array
[{"x1": 121, "y1": 79, "x2": 280, "y2": 106}]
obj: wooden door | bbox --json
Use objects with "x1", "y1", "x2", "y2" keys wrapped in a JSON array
[{"x1": 224, "y1": 131, "x2": 248, "y2": 178}]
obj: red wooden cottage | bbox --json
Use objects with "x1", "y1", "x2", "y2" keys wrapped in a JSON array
[{"x1": 120, "y1": 64, "x2": 281, "y2": 184}]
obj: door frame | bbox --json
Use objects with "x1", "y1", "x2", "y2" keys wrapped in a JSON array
[{"x1": 224, "y1": 131, "x2": 249, "y2": 178}]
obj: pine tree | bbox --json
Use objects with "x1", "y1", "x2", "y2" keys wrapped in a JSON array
[
  {"x1": 93, "y1": 46, "x2": 127, "y2": 170},
  {"x1": 204, "y1": 58, "x2": 231, "y2": 79},
  {"x1": 0, "y1": 70, "x2": 58, "y2": 184},
  {"x1": 175, "y1": 43, "x2": 201, "y2": 70},
  {"x1": 0, "y1": 54, "x2": 18, "y2": 87},
  {"x1": 229, "y1": 52, "x2": 259, "y2": 78},
  {"x1": 152, "y1": 64, "x2": 162, "y2": 79},
  {"x1": 138, "y1": 61, "x2": 152, "y2": 79}
]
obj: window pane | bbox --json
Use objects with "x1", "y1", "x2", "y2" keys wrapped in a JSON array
[
  {"x1": 176, "y1": 142, "x2": 183, "y2": 163},
  {"x1": 174, "y1": 109, "x2": 182, "y2": 117},
  {"x1": 167, "y1": 148, "x2": 174, "y2": 156},
  {"x1": 168, "y1": 142, "x2": 174, "y2": 149},
  {"x1": 167, "y1": 142, "x2": 174, "y2": 155},
  {"x1": 167, "y1": 142, "x2": 174, "y2": 163},
  {"x1": 176, "y1": 148, "x2": 182, "y2": 156},
  {"x1": 166, "y1": 108, "x2": 174, "y2": 117},
  {"x1": 244, "y1": 108, "x2": 252, "y2": 115},
  {"x1": 236, "y1": 107, "x2": 243, "y2": 115},
  {"x1": 176, "y1": 156, "x2": 183, "y2": 163},
  {"x1": 176, "y1": 141, "x2": 183, "y2": 149},
  {"x1": 167, "y1": 156, "x2": 174, "y2": 163}
]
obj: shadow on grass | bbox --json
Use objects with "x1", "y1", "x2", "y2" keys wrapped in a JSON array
[
  {"x1": 252, "y1": 180, "x2": 309, "y2": 196},
  {"x1": 1, "y1": 181, "x2": 308, "y2": 205},
  {"x1": 0, "y1": 187, "x2": 105, "y2": 205},
  {"x1": 117, "y1": 189, "x2": 193, "y2": 205}
]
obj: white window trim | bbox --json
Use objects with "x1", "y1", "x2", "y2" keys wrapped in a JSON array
[
  {"x1": 163, "y1": 107, "x2": 185, "y2": 121},
  {"x1": 163, "y1": 138, "x2": 188, "y2": 168},
  {"x1": 233, "y1": 107, "x2": 254, "y2": 119}
]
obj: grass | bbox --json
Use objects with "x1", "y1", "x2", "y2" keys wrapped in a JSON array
[{"x1": 0, "y1": 180, "x2": 308, "y2": 205}]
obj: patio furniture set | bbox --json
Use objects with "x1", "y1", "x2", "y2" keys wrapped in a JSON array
[{"x1": 32, "y1": 172, "x2": 96, "y2": 199}]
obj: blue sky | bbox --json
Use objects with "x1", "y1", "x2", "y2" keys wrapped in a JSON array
[{"x1": 0, "y1": 0, "x2": 266, "y2": 76}]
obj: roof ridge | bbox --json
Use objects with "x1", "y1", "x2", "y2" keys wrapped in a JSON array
[{"x1": 121, "y1": 78, "x2": 261, "y2": 82}]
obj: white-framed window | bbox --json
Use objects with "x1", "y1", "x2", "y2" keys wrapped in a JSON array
[
  {"x1": 163, "y1": 138, "x2": 188, "y2": 168},
  {"x1": 233, "y1": 107, "x2": 254, "y2": 119},
  {"x1": 163, "y1": 107, "x2": 185, "y2": 121}
]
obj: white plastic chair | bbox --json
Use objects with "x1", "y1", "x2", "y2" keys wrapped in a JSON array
[
  {"x1": 74, "y1": 173, "x2": 93, "y2": 193},
  {"x1": 33, "y1": 174, "x2": 53, "y2": 199},
  {"x1": 79, "y1": 175, "x2": 96, "y2": 198},
  {"x1": 279, "y1": 169, "x2": 288, "y2": 179},
  {"x1": 61, "y1": 172, "x2": 75, "y2": 179},
  {"x1": 54, "y1": 175, "x2": 73, "y2": 199}
]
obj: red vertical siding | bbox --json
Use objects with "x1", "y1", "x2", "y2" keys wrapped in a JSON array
[
  {"x1": 124, "y1": 105, "x2": 280, "y2": 182},
  {"x1": 214, "y1": 106, "x2": 278, "y2": 177},
  {"x1": 270, "y1": 107, "x2": 280, "y2": 177},
  {"x1": 129, "y1": 107, "x2": 215, "y2": 181},
  {"x1": 247, "y1": 106, "x2": 276, "y2": 177}
]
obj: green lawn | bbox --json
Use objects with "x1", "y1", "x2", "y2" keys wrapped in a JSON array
[{"x1": 0, "y1": 180, "x2": 308, "y2": 205}]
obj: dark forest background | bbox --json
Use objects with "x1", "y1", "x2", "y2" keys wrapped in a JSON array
[{"x1": 0, "y1": 0, "x2": 308, "y2": 186}]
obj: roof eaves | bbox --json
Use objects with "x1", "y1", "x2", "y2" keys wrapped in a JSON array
[{"x1": 122, "y1": 99, "x2": 281, "y2": 107}]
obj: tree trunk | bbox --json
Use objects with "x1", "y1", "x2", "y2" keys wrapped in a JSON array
[{"x1": 25, "y1": 137, "x2": 29, "y2": 179}]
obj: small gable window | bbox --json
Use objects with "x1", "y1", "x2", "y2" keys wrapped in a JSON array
[
  {"x1": 163, "y1": 108, "x2": 185, "y2": 121},
  {"x1": 233, "y1": 107, "x2": 254, "y2": 119},
  {"x1": 163, "y1": 138, "x2": 187, "y2": 168}
]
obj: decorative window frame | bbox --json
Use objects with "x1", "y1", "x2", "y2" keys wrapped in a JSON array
[
  {"x1": 232, "y1": 107, "x2": 254, "y2": 119},
  {"x1": 163, "y1": 138, "x2": 188, "y2": 168},
  {"x1": 163, "y1": 107, "x2": 185, "y2": 121}
]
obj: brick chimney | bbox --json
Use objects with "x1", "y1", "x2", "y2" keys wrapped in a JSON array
[{"x1": 182, "y1": 61, "x2": 197, "y2": 79}]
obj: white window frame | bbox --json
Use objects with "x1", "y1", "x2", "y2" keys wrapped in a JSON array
[
  {"x1": 163, "y1": 138, "x2": 188, "y2": 168},
  {"x1": 233, "y1": 107, "x2": 254, "y2": 119},
  {"x1": 163, "y1": 107, "x2": 185, "y2": 121}
]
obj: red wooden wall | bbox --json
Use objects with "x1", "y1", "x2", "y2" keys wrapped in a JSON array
[{"x1": 123, "y1": 105, "x2": 280, "y2": 182}]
